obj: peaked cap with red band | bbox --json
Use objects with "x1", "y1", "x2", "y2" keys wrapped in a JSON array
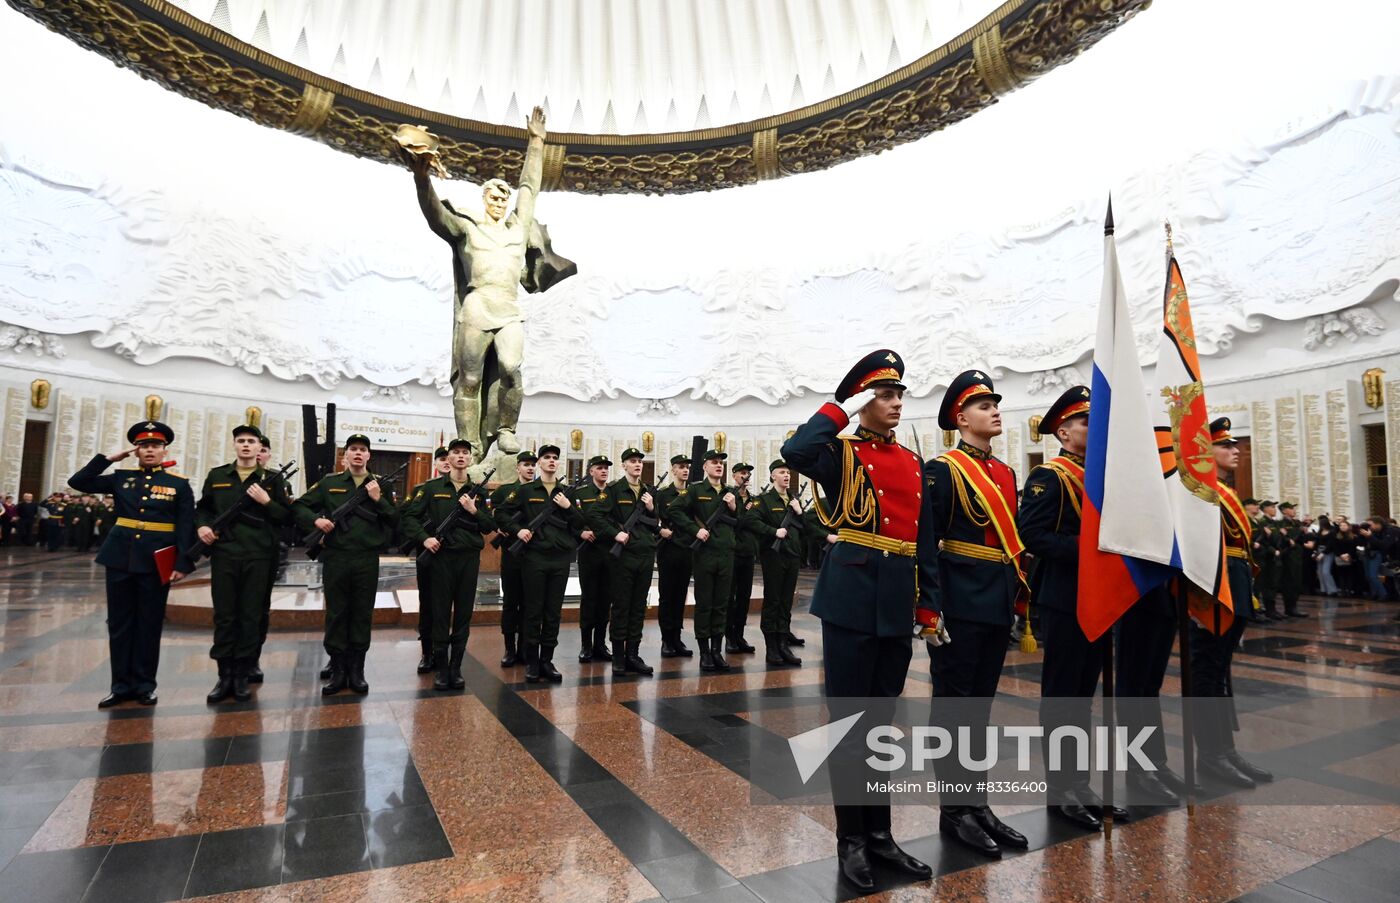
[
  {"x1": 1210, "y1": 416, "x2": 1237, "y2": 446},
  {"x1": 834, "y1": 349, "x2": 907, "y2": 403},
  {"x1": 1038, "y1": 385, "x2": 1091, "y2": 436},
  {"x1": 127, "y1": 420, "x2": 174, "y2": 445},
  {"x1": 938, "y1": 369, "x2": 1002, "y2": 430}
]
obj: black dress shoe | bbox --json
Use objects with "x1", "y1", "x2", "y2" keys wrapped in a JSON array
[
  {"x1": 1153, "y1": 766, "x2": 1198, "y2": 797},
  {"x1": 1226, "y1": 750, "x2": 1274, "y2": 783},
  {"x1": 836, "y1": 835, "x2": 875, "y2": 892},
  {"x1": 1126, "y1": 770, "x2": 1180, "y2": 805},
  {"x1": 98, "y1": 692, "x2": 128, "y2": 709},
  {"x1": 672, "y1": 635, "x2": 694, "y2": 657},
  {"x1": 971, "y1": 806, "x2": 1027, "y2": 849},
  {"x1": 784, "y1": 631, "x2": 805, "y2": 647},
  {"x1": 1049, "y1": 802, "x2": 1102, "y2": 831},
  {"x1": 136, "y1": 691, "x2": 158, "y2": 706},
  {"x1": 1198, "y1": 754, "x2": 1256, "y2": 788},
  {"x1": 417, "y1": 639, "x2": 435, "y2": 674},
  {"x1": 1286, "y1": 610, "x2": 1310, "y2": 618},
  {"x1": 577, "y1": 647, "x2": 593, "y2": 663},
  {"x1": 247, "y1": 659, "x2": 265, "y2": 683},
  {"x1": 866, "y1": 831, "x2": 932, "y2": 879},
  {"x1": 939, "y1": 811, "x2": 1001, "y2": 858}
]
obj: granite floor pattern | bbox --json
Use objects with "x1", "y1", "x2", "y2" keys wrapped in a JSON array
[{"x1": 1, "y1": 547, "x2": 1398, "y2": 902}]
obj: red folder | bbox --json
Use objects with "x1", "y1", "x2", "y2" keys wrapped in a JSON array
[{"x1": 153, "y1": 546, "x2": 177, "y2": 585}]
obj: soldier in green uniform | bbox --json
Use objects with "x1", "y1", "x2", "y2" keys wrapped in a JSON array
[
  {"x1": 1277, "y1": 501, "x2": 1308, "y2": 617},
  {"x1": 498, "y1": 444, "x2": 587, "y2": 682},
  {"x1": 574, "y1": 454, "x2": 615, "y2": 663},
  {"x1": 292, "y1": 434, "x2": 399, "y2": 696},
  {"x1": 668, "y1": 450, "x2": 739, "y2": 671},
  {"x1": 196, "y1": 424, "x2": 292, "y2": 703},
  {"x1": 489, "y1": 450, "x2": 537, "y2": 666},
  {"x1": 747, "y1": 459, "x2": 804, "y2": 666},
  {"x1": 654, "y1": 455, "x2": 695, "y2": 659},
  {"x1": 592, "y1": 447, "x2": 659, "y2": 676},
  {"x1": 402, "y1": 439, "x2": 494, "y2": 691},
  {"x1": 248, "y1": 433, "x2": 287, "y2": 683},
  {"x1": 1248, "y1": 499, "x2": 1282, "y2": 621},
  {"x1": 69, "y1": 421, "x2": 197, "y2": 708},
  {"x1": 405, "y1": 446, "x2": 450, "y2": 675},
  {"x1": 725, "y1": 463, "x2": 760, "y2": 655},
  {"x1": 70, "y1": 496, "x2": 96, "y2": 552}
]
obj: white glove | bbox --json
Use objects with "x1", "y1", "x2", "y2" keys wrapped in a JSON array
[
  {"x1": 838, "y1": 388, "x2": 879, "y2": 419},
  {"x1": 917, "y1": 621, "x2": 952, "y2": 647}
]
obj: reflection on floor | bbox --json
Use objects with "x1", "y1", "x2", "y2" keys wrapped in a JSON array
[{"x1": 1, "y1": 547, "x2": 1398, "y2": 902}]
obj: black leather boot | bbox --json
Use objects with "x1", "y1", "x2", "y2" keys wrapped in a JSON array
[
  {"x1": 699, "y1": 636, "x2": 718, "y2": 671},
  {"x1": 672, "y1": 632, "x2": 693, "y2": 657},
  {"x1": 524, "y1": 644, "x2": 542, "y2": 682},
  {"x1": 836, "y1": 835, "x2": 875, "y2": 892},
  {"x1": 728, "y1": 630, "x2": 755, "y2": 653},
  {"x1": 710, "y1": 636, "x2": 730, "y2": 671},
  {"x1": 433, "y1": 644, "x2": 452, "y2": 691},
  {"x1": 231, "y1": 658, "x2": 252, "y2": 702},
  {"x1": 578, "y1": 629, "x2": 594, "y2": 663},
  {"x1": 500, "y1": 632, "x2": 520, "y2": 667},
  {"x1": 246, "y1": 654, "x2": 265, "y2": 684},
  {"x1": 764, "y1": 633, "x2": 784, "y2": 665},
  {"x1": 321, "y1": 653, "x2": 348, "y2": 696},
  {"x1": 448, "y1": 643, "x2": 467, "y2": 690},
  {"x1": 207, "y1": 659, "x2": 233, "y2": 704},
  {"x1": 660, "y1": 632, "x2": 681, "y2": 658},
  {"x1": 612, "y1": 641, "x2": 627, "y2": 675},
  {"x1": 417, "y1": 638, "x2": 435, "y2": 674},
  {"x1": 347, "y1": 650, "x2": 369, "y2": 695},
  {"x1": 540, "y1": 647, "x2": 563, "y2": 683},
  {"x1": 624, "y1": 641, "x2": 654, "y2": 676},
  {"x1": 777, "y1": 637, "x2": 802, "y2": 666},
  {"x1": 319, "y1": 658, "x2": 334, "y2": 680},
  {"x1": 592, "y1": 626, "x2": 613, "y2": 661},
  {"x1": 784, "y1": 630, "x2": 805, "y2": 647}
]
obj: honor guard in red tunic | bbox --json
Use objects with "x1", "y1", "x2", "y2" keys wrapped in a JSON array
[
  {"x1": 781, "y1": 349, "x2": 933, "y2": 893},
  {"x1": 917, "y1": 370, "x2": 1031, "y2": 858}
]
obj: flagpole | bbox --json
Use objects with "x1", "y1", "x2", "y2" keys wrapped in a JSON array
[{"x1": 1102, "y1": 631, "x2": 1115, "y2": 839}]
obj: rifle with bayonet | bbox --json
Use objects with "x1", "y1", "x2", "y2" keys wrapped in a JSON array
[
  {"x1": 689, "y1": 485, "x2": 740, "y2": 550},
  {"x1": 769, "y1": 482, "x2": 810, "y2": 553},
  {"x1": 302, "y1": 461, "x2": 409, "y2": 561},
  {"x1": 508, "y1": 476, "x2": 589, "y2": 555},
  {"x1": 609, "y1": 472, "x2": 667, "y2": 557},
  {"x1": 414, "y1": 467, "x2": 496, "y2": 565},
  {"x1": 184, "y1": 460, "x2": 299, "y2": 565}
]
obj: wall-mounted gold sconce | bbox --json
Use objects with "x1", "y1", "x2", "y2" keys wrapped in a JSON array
[
  {"x1": 29, "y1": 378, "x2": 50, "y2": 410},
  {"x1": 569, "y1": 429, "x2": 583, "y2": 451},
  {"x1": 1363, "y1": 368, "x2": 1385, "y2": 409}
]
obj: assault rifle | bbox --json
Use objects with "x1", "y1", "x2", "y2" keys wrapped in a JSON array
[
  {"x1": 183, "y1": 461, "x2": 298, "y2": 565},
  {"x1": 302, "y1": 462, "x2": 409, "y2": 561},
  {"x1": 508, "y1": 476, "x2": 589, "y2": 554},
  {"x1": 769, "y1": 485, "x2": 810, "y2": 553},
  {"x1": 609, "y1": 472, "x2": 667, "y2": 557},
  {"x1": 689, "y1": 486, "x2": 739, "y2": 550},
  {"x1": 414, "y1": 467, "x2": 496, "y2": 565}
]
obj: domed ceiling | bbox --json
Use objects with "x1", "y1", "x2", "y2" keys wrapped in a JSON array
[{"x1": 8, "y1": 0, "x2": 1150, "y2": 193}]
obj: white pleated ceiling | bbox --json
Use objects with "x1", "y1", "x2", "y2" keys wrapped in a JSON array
[{"x1": 170, "y1": 0, "x2": 998, "y2": 133}]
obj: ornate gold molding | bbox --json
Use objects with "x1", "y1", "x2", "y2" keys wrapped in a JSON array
[{"x1": 9, "y1": 0, "x2": 1151, "y2": 194}]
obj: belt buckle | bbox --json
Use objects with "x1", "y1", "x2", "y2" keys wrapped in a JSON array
[{"x1": 1001, "y1": 552, "x2": 1011, "y2": 564}]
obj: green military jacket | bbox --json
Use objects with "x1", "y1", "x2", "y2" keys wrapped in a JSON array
[
  {"x1": 486, "y1": 480, "x2": 520, "y2": 549},
  {"x1": 195, "y1": 463, "x2": 292, "y2": 559},
  {"x1": 654, "y1": 482, "x2": 685, "y2": 547},
  {"x1": 1278, "y1": 517, "x2": 1305, "y2": 563},
  {"x1": 497, "y1": 478, "x2": 586, "y2": 558},
  {"x1": 292, "y1": 469, "x2": 399, "y2": 554},
  {"x1": 802, "y1": 503, "x2": 835, "y2": 549},
  {"x1": 574, "y1": 481, "x2": 612, "y2": 558},
  {"x1": 590, "y1": 477, "x2": 660, "y2": 560},
  {"x1": 401, "y1": 474, "x2": 494, "y2": 552},
  {"x1": 732, "y1": 488, "x2": 763, "y2": 558},
  {"x1": 668, "y1": 480, "x2": 739, "y2": 555},
  {"x1": 747, "y1": 488, "x2": 804, "y2": 558}
]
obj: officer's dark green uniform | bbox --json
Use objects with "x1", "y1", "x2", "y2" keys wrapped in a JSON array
[
  {"x1": 591, "y1": 448, "x2": 660, "y2": 675},
  {"x1": 575, "y1": 455, "x2": 615, "y2": 663},
  {"x1": 292, "y1": 435, "x2": 399, "y2": 695},
  {"x1": 489, "y1": 450, "x2": 537, "y2": 667},
  {"x1": 1248, "y1": 500, "x2": 1280, "y2": 620},
  {"x1": 195, "y1": 425, "x2": 292, "y2": 703},
  {"x1": 69, "y1": 421, "x2": 197, "y2": 708},
  {"x1": 404, "y1": 447, "x2": 449, "y2": 675},
  {"x1": 498, "y1": 445, "x2": 584, "y2": 682},
  {"x1": 746, "y1": 461, "x2": 804, "y2": 666},
  {"x1": 1277, "y1": 503, "x2": 1307, "y2": 617},
  {"x1": 654, "y1": 455, "x2": 694, "y2": 658},
  {"x1": 725, "y1": 464, "x2": 760, "y2": 655},
  {"x1": 667, "y1": 451, "x2": 739, "y2": 671},
  {"x1": 402, "y1": 440, "x2": 493, "y2": 691}
]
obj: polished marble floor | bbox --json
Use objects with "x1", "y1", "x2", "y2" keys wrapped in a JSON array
[{"x1": 1, "y1": 547, "x2": 1398, "y2": 902}]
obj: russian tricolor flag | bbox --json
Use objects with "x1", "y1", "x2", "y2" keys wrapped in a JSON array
[{"x1": 1078, "y1": 202, "x2": 1177, "y2": 642}]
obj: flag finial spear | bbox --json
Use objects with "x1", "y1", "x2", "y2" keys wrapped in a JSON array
[
  {"x1": 1104, "y1": 195, "x2": 1114, "y2": 236},
  {"x1": 1164, "y1": 219, "x2": 1174, "y2": 258}
]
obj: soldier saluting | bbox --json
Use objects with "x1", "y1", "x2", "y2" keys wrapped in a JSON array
[
  {"x1": 782, "y1": 350, "x2": 933, "y2": 893},
  {"x1": 69, "y1": 421, "x2": 197, "y2": 709}
]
